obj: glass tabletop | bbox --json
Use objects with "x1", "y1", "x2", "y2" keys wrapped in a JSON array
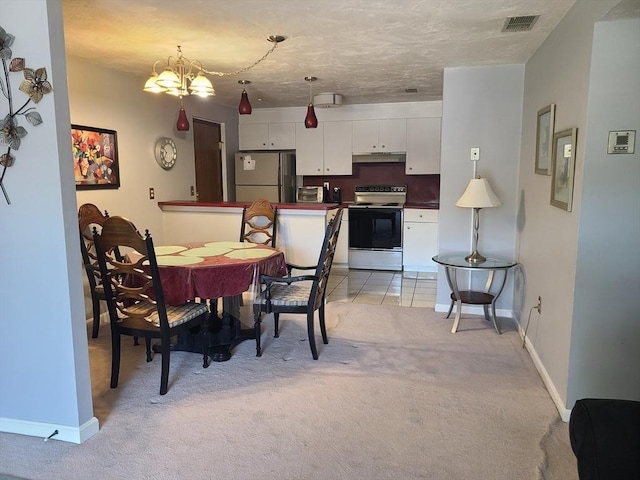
[{"x1": 432, "y1": 254, "x2": 516, "y2": 269}]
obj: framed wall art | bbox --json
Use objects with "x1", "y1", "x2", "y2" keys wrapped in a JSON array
[
  {"x1": 535, "y1": 104, "x2": 555, "y2": 175},
  {"x1": 550, "y1": 127, "x2": 577, "y2": 211},
  {"x1": 72, "y1": 124, "x2": 120, "y2": 189}
]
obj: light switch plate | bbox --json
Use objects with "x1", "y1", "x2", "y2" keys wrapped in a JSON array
[{"x1": 470, "y1": 147, "x2": 480, "y2": 160}]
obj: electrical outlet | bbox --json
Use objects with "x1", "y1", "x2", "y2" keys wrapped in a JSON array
[
  {"x1": 323, "y1": 181, "x2": 330, "y2": 190},
  {"x1": 190, "y1": 186, "x2": 195, "y2": 196},
  {"x1": 470, "y1": 147, "x2": 480, "y2": 160},
  {"x1": 535, "y1": 296, "x2": 542, "y2": 314},
  {"x1": 149, "y1": 187, "x2": 155, "y2": 200}
]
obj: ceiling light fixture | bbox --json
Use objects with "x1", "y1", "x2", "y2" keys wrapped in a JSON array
[
  {"x1": 144, "y1": 35, "x2": 286, "y2": 131},
  {"x1": 238, "y1": 80, "x2": 252, "y2": 115},
  {"x1": 304, "y1": 76, "x2": 318, "y2": 129}
]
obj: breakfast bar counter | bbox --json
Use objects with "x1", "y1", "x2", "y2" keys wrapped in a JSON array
[{"x1": 157, "y1": 200, "x2": 345, "y2": 268}]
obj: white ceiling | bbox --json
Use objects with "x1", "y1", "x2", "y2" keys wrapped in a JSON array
[{"x1": 61, "y1": 0, "x2": 635, "y2": 110}]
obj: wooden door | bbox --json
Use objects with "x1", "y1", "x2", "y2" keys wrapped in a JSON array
[{"x1": 193, "y1": 119, "x2": 223, "y2": 202}]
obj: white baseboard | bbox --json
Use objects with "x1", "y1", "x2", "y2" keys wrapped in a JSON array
[
  {"x1": 434, "y1": 302, "x2": 512, "y2": 319},
  {"x1": 0, "y1": 416, "x2": 99, "y2": 444},
  {"x1": 521, "y1": 332, "x2": 572, "y2": 422}
]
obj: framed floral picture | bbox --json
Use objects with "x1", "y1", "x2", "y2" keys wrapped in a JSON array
[
  {"x1": 550, "y1": 127, "x2": 577, "y2": 211},
  {"x1": 535, "y1": 104, "x2": 555, "y2": 175},
  {"x1": 72, "y1": 124, "x2": 120, "y2": 189}
]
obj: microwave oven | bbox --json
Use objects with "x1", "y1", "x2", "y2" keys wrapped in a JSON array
[{"x1": 297, "y1": 186, "x2": 324, "y2": 203}]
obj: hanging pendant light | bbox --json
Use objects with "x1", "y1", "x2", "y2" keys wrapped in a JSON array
[
  {"x1": 176, "y1": 104, "x2": 189, "y2": 131},
  {"x1": 304, "y1": 76, "x2": 318, "y2": 129},
  {"x1": 238, "y1": 80, "x2": 252, "y2": 115}
]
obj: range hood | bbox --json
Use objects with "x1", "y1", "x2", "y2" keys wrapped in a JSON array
[{"x1": 352, "y1": 153, "x2": 406, "y2": 163}]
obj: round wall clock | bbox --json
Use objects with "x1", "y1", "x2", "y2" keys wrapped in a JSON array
[{"x1": 154, "y1": 137, "x2": 177, "y2": 170}]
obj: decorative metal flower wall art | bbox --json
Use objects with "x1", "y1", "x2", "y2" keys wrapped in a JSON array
[{"x1": 0, "y1": 25, "x2": 53, "y2": 204}]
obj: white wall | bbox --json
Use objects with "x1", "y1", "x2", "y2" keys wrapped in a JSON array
[
  {"x1": 568, "y1": 18, "x2": 640, "y2": 404},
  {"x1": 436, "y1": 65, "x2": 524, "y2": 315},
  {"x1": 516, "y1": 0, "x2": 624, "y2": 417},
  {"x1": 68, "y1": 57, "x2": 239, "y2": 245},
  {"x1": 0, "y1": 0, "x2": 97, "y2": 443}
]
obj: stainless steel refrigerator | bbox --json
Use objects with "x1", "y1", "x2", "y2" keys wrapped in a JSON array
[{"x1": 234, "y1": 152, "x2": 296, "y2": 203}]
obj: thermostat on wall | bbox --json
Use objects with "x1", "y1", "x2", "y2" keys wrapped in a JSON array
[{"x1": 607, "y1": 130, "x2": 635, "y2": 154}]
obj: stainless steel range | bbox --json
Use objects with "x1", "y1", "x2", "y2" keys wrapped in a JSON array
[{"x1": 348, "y1": 185, "x2": 407, "y2": 271}]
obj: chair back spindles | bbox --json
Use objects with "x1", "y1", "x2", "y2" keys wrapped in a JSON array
[
  {"x1": 78, "y1": 203, "x2": 111, "y2": 338},
  {"x1": 240, "y1": 198, "x2": 278, "y2": 247},
  {"x1": 93, "y1": 215, "x2": 210, "y2": 395}
]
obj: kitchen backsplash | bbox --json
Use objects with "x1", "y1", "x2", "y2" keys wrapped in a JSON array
[{"x1": 302, "y1": 162, "x2": 439, "y2": 206}]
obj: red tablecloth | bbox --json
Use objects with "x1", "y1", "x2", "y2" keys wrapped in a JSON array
[{"x1": 148, "y1": 241, "x2": 287, "y2": 306}]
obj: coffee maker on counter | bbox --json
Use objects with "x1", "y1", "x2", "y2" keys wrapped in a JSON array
[{"x1": 332, "y1": 187, "x2": 342, "y2": 204}]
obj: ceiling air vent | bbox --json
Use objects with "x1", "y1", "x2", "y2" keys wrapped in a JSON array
[{"x1": 502, "y1": 15, "x2": 539, "y2": 32}]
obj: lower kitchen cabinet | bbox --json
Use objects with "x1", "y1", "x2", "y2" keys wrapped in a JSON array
[{"x1": 403, "y1": 208, "x2": 439, "y2": 272}]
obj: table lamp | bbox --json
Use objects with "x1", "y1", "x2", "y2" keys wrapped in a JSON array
[{"x1": 455, "y1": 176, "x2": 501, "y2": 264}]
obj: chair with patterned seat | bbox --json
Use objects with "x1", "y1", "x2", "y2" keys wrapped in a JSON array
[
  {"x1": 78, "y1": 203, "x2": 111, "y2": 338},
  {"x1": 252, "y1": 208, "x2": 343, "y2": 359},
  {"x1": 94, "y1": 216, "x2": 210, "y2": 395}
]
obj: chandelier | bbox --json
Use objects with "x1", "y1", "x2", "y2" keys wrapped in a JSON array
[{"x1": 143, "y1": 35, "x2": 286, "y2": 131}]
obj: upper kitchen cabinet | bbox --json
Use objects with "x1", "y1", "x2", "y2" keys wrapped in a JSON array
[
  {"x1": 352, "y1": 119, "x2": 406, "y2": 153},
  {"x1": 323, "y1": 121, "x2": 352, "y2": 176},
  {"x1": 296, "y1": 121, "x2": 352, "y2": 176},
  {"x1": 405, "y1": 117, "x2": 441, "y2": 175},
  {"x1": 295, "y1": 122, "x2": 324, "y2": 175},
  {"x1": 239, "y1": 123, "x2": 296, "y2": 150}
]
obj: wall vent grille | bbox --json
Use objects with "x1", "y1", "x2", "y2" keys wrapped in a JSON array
[{"x1": 502, "y1": 15, "x2": 539, "y2": 32}]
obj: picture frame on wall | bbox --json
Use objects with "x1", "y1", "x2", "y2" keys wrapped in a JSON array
[
  {"x1": 535, "y1": 104, "x2": 555, "y2": 175},
  {"x1": 72, "y1": 124, "x2": 120, "y2": 189},
  {"x1": 550, "y1": 127, "x2": 578, "y2": 211}
]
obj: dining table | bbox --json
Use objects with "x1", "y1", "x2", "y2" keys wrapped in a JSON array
[{"x1": 149, "y1": 240, "x2": 287, "y2": 361}]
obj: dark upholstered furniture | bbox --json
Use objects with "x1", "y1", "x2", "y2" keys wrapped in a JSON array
[{"x1": 569, "y1": 398, "x2": 640, "y2": 480}]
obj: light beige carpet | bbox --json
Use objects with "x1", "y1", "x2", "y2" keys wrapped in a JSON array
[{"x1": 0, "y1": 303, "x2": 577, "y2": 479}]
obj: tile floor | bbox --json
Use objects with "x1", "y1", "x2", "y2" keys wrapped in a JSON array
[{"x1": 327, "y1": 268, "x2": 437, "y2": 308}]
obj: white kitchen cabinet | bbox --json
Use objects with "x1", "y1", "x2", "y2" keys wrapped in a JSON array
[
  {"x1": 352, "y1": 118, "x2": 406, "y2": 153},
  {"x1": 239, "y1": 123, "x2": 296, "y2": 150},
  {"x1": 322, "y1": 121, "x2": 352, "y2": 176},
  {"x1": 405, "y1": 117, "x2": 441, "y2": 174},
  {"x1": 295, "y1": 122, "x2": 324, "y2": 175},
  {"x1": 295, "y1": 121, "x2": 352, "y2": 176},
  {"x1": 403, "y1": 209, "x2": 439, "y2": 272}
]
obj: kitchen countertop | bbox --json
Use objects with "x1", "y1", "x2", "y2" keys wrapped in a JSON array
[
  {"x1": 158, "y1": 200, "x2": 439, "y2": 210},
  {"x1": 158, "y1": 200, "x2": 341, "y2": 211}
]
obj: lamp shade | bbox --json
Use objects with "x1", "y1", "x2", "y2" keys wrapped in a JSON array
[{"x1": 455, "y1": 177, "x2": 501, "y2": 208}]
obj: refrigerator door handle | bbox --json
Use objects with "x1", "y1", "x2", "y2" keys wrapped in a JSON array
[{"x1": 277, "y1": 159, "x2": 282, "y2": 202}]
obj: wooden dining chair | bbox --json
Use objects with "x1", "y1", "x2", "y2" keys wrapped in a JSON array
[
  {"x1": 94, "y1": 216, "x2": 210, "y2": 395},
  {"x1": 253, "y1": 208, "x2": 343, "y2": 359},
  {"x1": 240, "y1": 198, "x2": 278, "y2": 247},
  {"x1": 78, "y1": 203, "x2": 111, "y2": 338}
]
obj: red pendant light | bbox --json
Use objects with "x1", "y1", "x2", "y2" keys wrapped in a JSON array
[
  {"x1": 304, "y1": 76, "x2": 318, "y2": 129},
  {"x1": 176, "y1": 106, "x2": 189, "y2": 131},
  {"x1": 238, "y1": 80, "x2": 252, "y2": 115},
  {"x1": 305, "y1": 103, "x2": 318, "y2": 129}
]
